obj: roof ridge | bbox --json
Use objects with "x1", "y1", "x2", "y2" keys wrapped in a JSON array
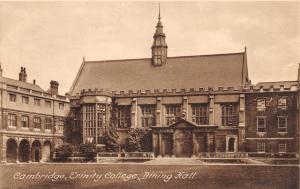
[
  {"x1": 2, "y1": 76, "x2": 34, "y2": 84},
  {"x1": 84, "y1": 51, "x2": 245, "y2": 64},
  {"x1": 1, "y1": 76, "x2": 45, "y2": 92},
  {"x1": 257, "y1": 80, "x2": 298, "y2": 84},
  {"x1": 168, "y1": 52, "x2": 245, "y2": 59},
  {"x1": 85, "y1": 58, "x2": 151, "y2": 64}
]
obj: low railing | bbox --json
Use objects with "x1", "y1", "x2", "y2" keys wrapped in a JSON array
[
  {"x1": 97, "y1": 152, "x2": 155, "y2": 161},
  {"x1": 198, "y1": 152, "x2": 248, "y2": 159},
  {"x1": 97, "y1": 152, "x2": 119, "y2": 158},
  {"x1": 197, "y1": 152, "x2": 299, "y2": 159},
  {"x1": 247, "y1": 152, "x2": 298, "y2": 159}
]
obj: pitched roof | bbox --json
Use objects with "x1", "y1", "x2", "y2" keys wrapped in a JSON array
[
  {"x1": 69, "y1": 52, "x2": 249, "y2": 96},
  {"x1": 0, "y1": 76, "x2": 45, "y2": 92},
  {"x1": 256, "y1": 81, "x2": 298, "y2": 88}
]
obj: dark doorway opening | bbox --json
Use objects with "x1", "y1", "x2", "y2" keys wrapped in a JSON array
[
  {"x1": 6, "y1": 138, "x2": 17, "y2": 163},
  {"x1": 19, "y1": 139, "x2": 30, "y2": 162},
  {"x1": 32, "y1": 140, "x2": 41, "y2": 162},
  {"x1": 228, "y1": 138, "x2": 235, "y2": 152}
]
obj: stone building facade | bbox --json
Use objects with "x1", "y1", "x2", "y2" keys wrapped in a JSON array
[
  {"x1": 245, "y1": 82, "x2": 299, "y2": 154},
  {"x1": 67, "y1": 11, "x2": 299, "y2": 157},
  {"x1": 1, "y1": 8, "x2": 298, "y2": 162},
  {"x1": 0, "y1": 65, "x2": 69, "y2": 163},
  {"x1": 69, "y1": 87, "x2": 248, "y2": 157}
]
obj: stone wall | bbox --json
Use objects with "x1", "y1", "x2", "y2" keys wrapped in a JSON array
[{"x1": 245, "y1": 91, "x2": 297, "y2": 152}]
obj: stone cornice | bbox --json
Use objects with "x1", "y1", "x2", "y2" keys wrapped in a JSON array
[
  {"x1": 70, "y1": 84, "x2": 299, "y2": 99},
  {"x1": 0, "y1": 130, "x2": 63, "y2": 137}
]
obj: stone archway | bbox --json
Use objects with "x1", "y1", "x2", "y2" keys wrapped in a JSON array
[
  {"x1": 6, "y1": 138, "x2": 18, "y2": 163},
  {"x1": 19, "y1": 139, "x2": 30, "y2": 162},
  {"x1": 228, "y1": 138, "x2": 235, "y2": 152},
  {"x1": 31, "y1": 140, "x2": 41, "y2": 162},
  {"x1": 41, "y1": 140, "x2": 52, "y2": 162}
]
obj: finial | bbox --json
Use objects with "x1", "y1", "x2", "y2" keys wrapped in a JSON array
[
  {"x1": 83, "y1": 56, "x2": 85, "y2": 62},
  {"x1": 244, "y1": 46, "x2": 247, "y2": 52},
  {"x1": 158, "y1": 3, "x2": 161, "y2": 21}
]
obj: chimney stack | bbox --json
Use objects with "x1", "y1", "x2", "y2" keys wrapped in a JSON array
[
  {"x1": 19, "y1": 67, "x2": 27, "y2": 82},
  {"x1": 49, "y1": 80, "x2": 59, "y2": 95}
]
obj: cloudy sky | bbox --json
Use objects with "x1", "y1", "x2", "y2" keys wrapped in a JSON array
[{"x1": 0, "y1": 1, "x2": 299, "y2": 94}]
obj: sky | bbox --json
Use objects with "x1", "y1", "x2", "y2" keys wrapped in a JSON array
[{"x1": 0, "y1": 1, "x2": 299, "y2": 94}]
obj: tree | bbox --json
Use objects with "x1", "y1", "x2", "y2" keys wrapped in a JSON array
[
  {"x1": 63, "y1": 115, "x2": 73, "y2": 144},
  {"x1": 54, "y1": 143, "x2": 74, "y2": 161},
  {"x1": 126, "y1": 128, "x2": 152, "y2": 152},
  {"x1": 104, "y1": 129, "x2": 120, "y2": 152},
  {"x1": 104, "y1": 105, "x2": 120, "y2": 152},
  {"x1": 79, "y1": 143, "x2": 96, "y2": 161},
  {"x1": 140, "y1": 130, "x2": 152, "y2": 152}
]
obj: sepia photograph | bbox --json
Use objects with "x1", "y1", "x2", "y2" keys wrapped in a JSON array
[{"x1": 0, "y1": 1, "x2": 299, "y2": 189}]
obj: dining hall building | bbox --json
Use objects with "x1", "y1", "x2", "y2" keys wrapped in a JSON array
[{"x1": 67, "y1": 11, "x2": 300, "y2": 157}]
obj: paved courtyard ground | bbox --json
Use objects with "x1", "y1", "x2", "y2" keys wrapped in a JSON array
[{"x1": 0, "y1": 162, "x2": 299, "y2": 189}]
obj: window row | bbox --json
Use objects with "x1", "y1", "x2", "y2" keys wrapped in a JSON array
[
  {"x1": 7, "y1": 114, "x2": 64, "y2": 130},
  {"x1": 8, "y1": 93, "x2": 65, "y2": 109},
  {"x1": 257, "y1": 142, "x2": 287, "y2": 153},
  {"x1": 82, "y1": 103, "x2": 239, "y2": 129},
  {"x1": 164, "y1": 104, "x2": 239, "y2": 126},
  {"x1": 257, "y1": 97, "x2": 287, "y2": 111},
  {"x1": 82, "y1": 104, "x2": 107, "y2": 129},
  {"x1": 257, "y1": 116, "x2": 288, "y2": 133}
]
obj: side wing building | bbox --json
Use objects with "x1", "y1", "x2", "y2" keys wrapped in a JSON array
[{"x1": 0, "y1": 66, "x2": 69, "y2": 162}]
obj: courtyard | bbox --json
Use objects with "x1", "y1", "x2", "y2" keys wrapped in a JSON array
[{"x1": 0, "y1": 162, "x2": 298, "y2": 189}]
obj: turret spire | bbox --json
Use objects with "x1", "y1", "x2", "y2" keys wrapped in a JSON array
[
  {"x1": 158, "y1": 3, "x2": 161, "y2": 21},
  {"x1": 151, "y1": 3, "x2": 168, "y2": 66}
]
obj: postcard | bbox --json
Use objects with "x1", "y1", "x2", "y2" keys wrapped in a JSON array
[{"x1": 0, "y1": 1, "x2": 299, "y2": 189}]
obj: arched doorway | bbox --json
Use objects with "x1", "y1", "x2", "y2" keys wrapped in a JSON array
[
  {"x1": 19, "y1": 139, "x2": 30, "y2": 162},
  {"x1": 228, "y1": 138, "x2": 235, "y2": 152},
  {"x1": 31, "y1": 140, "x2": 41, "y2": 162},
  {"x1": 6, "y1": 138, "x2": 18, "y2": 163},
  {"x1": 175, "y1": 130, "x2": 192, "y2": 157},
  {"x1": 42, "y1": 141, "x2": 52, "y2": 162}
]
